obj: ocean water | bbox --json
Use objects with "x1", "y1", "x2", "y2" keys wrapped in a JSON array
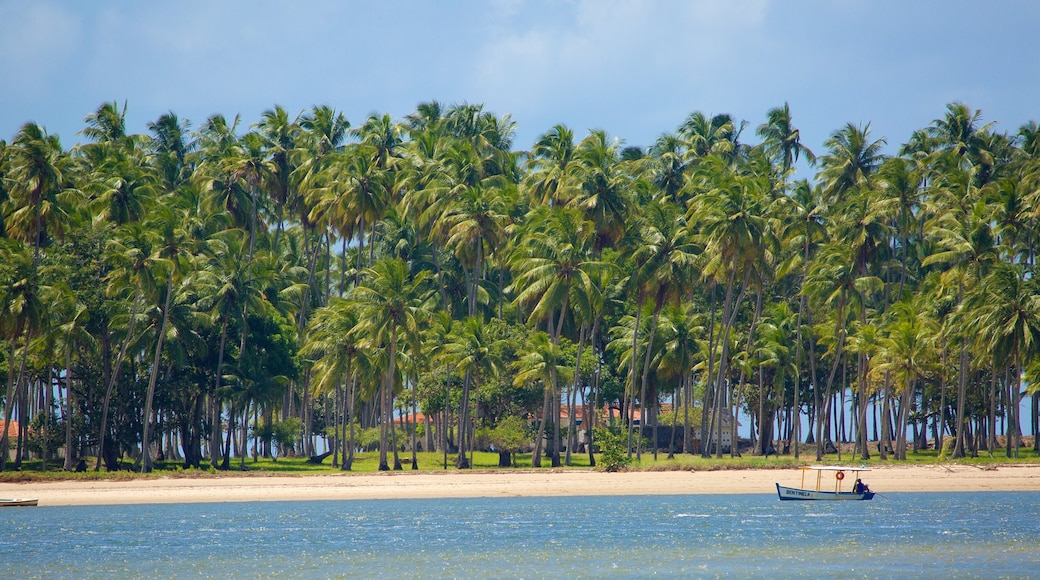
[{"x1": 2, "y1": 492, "x2": 1038, "y2": 579}]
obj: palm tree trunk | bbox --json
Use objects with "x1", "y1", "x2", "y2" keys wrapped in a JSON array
[
  {"x1": 410, "y1": 372, "x2": 419, "y2": 470},
  {"x1": 210, "y1": 320, "x2": 229, "y2": 468},
  {"x1": 140, "y1": 277, "x2": 175, "y2": 472},
  {"x1": 532, "y1": 379, "x2": 550, "y2": 468},
  {"x1": 587, "y1": 315, "x2": 602, "y2": 467},
  {"x1": 456, "y1": 370, "x2": 473, "y2": 469},
  {"x1": 700, "y1": 288, "x2": 718, "y2": 457},
  {"x1": 639, "y1": 294, "x2": 665, "y2": 461},
  {"x1": 565, "y1": 325, "x2": 587, "y2": 466},
  {"x1": 63, "y1": 342, "x2": 75, "y2": 471},
  {"x1": 715, "y1": 270, "x2": 751, "y2": 458},
  {"x1": 96, "y1": 284, "x2": 143, "y2": 471},
  {"x1": 952, "y1": 345, "x2": 969, "y2": 459},
  {"x1": 626, "y1": 295, "x2": 644, "y2": 458},
  {"x1": 1, "y1": 330, "x2": 24, "y2": 471},
  {"x1": 344, "y1": 372, "x2": 356, "y2": 471},
  {"x1": 880, "y1": 370, "x2": 891, "y2": 460}
]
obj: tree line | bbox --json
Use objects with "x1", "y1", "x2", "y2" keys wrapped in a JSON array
[{"x1": 1, "y1": 99, "x2": 1038, "y2": 473}]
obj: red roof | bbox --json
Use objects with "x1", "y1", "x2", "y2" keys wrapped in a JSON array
[{"x1": 0, "y1": 420, "x2": 17, "y2": 438}]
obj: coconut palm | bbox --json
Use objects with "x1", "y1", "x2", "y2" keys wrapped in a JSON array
[
  {"x1": 94, "y1": 222, "x2": 158, "y2": 470},
  {"x1": 438, "y1": 316, "x2": 505, "y2": 468},
  {"x1": 510, "y1": 205, "x2": 606, "y2": 464},
  {"x1": 756, "y1": 102, "x2": 815, "y2": 178},
  {"x1": 195, "y1": 231, "x2": 279, "y2": 467},
  {"x1": 350, "y1": 258, "x2": 431, "y2": 470},
  {"x1": 922, "y1": 168, "x2": 999, "y2": 458},
  {"x1": 680, "y1": 112, "x2": 739, "y2": 160},
  {"x1": 966, "y1": 263, "x2": 1040, "y2": 458},
  {"x1": 138, "y1": 202, "x2": 194, "y2": 472},
  {"x1": 148, "y1": 112, "x2": 196, "y2": 191},
  {"x1": 48, "y1": 281, "x2": 95, "y2": 470},
  {"x1": 816, "y1": 122, "x2": 886, "y2": 202},
  {"x1": 255, "y1": 105, "x2": 302, "y2": 250},
  {"x1": 0, "y1": 241, "x2": 50, "y2": 470},
  {"x1": 928, "y1": 102, "x2": 993, "y2": 166},
  {"x1": 872, "y1": 300, "x2": 937, "y2": 460},
  {"x1": 654, "y1": 302, "x2": 704, "y2": 456},
  {"x1": 513, "y1": 330, "x2": 573, "y2": 467},
  {"x1": 627, "y1": 200, "x2": 700, "y2": 459},
  {"x1": 525, "y1": 124, "x2": 578, "y2": 206},
  {"x1": 687, "y1": 156, "x2": 773, "y2": 457},
  {"x1": 571, "y1": 130, "x2": 631, "y2": 253}
]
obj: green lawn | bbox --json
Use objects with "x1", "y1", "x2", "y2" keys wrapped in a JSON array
[{"x1": 2, "y1": 446, "x2": 1038, "y2": 483}]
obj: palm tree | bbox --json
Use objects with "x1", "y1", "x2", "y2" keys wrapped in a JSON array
[
  {"x1": 513, "y1": 330, "x2": 573, "y2": 467},
  {"x1": 438, "y1": 316, "x2": 505, "y2": 468},
  {"x1": 440, "y1": 179, "x2": 513, "y2": 318},
  {"x1": 510, "y1": 205, "x2": 608, "y2": 465},
  {"x1": 756, "y1": 102, "x2": 815, "y2": 178},
  {"x1": 7, "y1": 122, "x2": 69, "y2": 270},
  {"x1": 876, "y1": 157, "x2": 925, "y2": 301},
  {"x1": 686, "y1": 157, "x2": 773, "y2": 457},
  {"x1": 654, "y1": 303, "x2": 704, "y2": 456},
  {"x1": 872, "y1": 299, "x2": 937, "y2": 460},
  {"x1": 571, "y1": 130, "x2": 631, "y2": 253},
  {"x1": 255, "y1": 105, "x2": 301, "y2": 250},
  {"x1": 928, "y1": 102, "x2": 993, "y2": 166},
  {"x1": 680, "y1": 112, "x2": 740, "y2": 160},
  {"x1": 299, "y1": 105, "x2": 350, "y2": 160},
  {"x1": 301, "y1": 297, "x2": 359, "y2": 466},
  {"x1": 148, "y1": 112, "x2": 196, "y2": 191},
  {"x1": 0, "y1": 241, "x2": 49, "y2": 470},
  {"x1": 627, "y1": 200, "x2": 700, "y2": 459},
  {"x1": 966, "y1": 263, "x2": 1040, "y2": 458},
  {"x1": 81, "y1": 101, "x2": 129, "y2": 145},
  {"x1": 525, "y1": 124, "x2": 578, "y2": 206},
  {"x1": 922, "y1": 169, "x2": 999, "y2": 458},
  {"x1": 4, "y1": 122, "x2": 76, "y2": 469},
  {"x1": 94, "y1": 223, "x2": 157, "y2": 470},
  {"x1": 350, "y1": 258, "x2": 431, "y2": 470},
  {"x1": 774, "y1": 179, "x2": 827, "y2": 458},
  {"x1": 195, "y1": 231, "x2": 278, "y2": 468},
  {"x1": 802, "y1": 242, "x2": 862, "y2": 460},
  {"x1": 138, "y1": 202, "x2": 193, "y2": 472},
  {"x1": 816, "y1": 122, "x2": 886, "y2": 202},
  {"x1": 49, "y1": 282, "x2": 95, "y2": 470}
]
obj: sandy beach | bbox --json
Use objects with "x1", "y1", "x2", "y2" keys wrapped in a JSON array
[{"x1": 2, "y1": 464, "x2": 1038, "y2": 506}]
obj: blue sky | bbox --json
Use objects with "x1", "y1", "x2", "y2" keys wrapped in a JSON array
[{"x1": 2, "y1": 0, "x2": 1038, "y2": 173}]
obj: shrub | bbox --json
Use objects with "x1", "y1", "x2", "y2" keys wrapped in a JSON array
[{"x1": 594, "y1": 426, "x2": 632, "y2": 472}]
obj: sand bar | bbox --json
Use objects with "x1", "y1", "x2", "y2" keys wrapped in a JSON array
[{"x1": 2, "y1": 465, "x2": 1038, "y2": 506}]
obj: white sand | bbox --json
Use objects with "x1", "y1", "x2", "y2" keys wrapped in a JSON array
[{"x1": 2, "y1": 464, "x2": 1038, "y2": 506}]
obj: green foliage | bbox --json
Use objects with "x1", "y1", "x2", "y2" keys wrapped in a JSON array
[
  {"x1": 26, "y1": 412, "x2": 64, "y2": 457},
  {"x1": 479, "y1": 415, "x2": 530, "y2": 454},
  {"x1": 357, "y1": 427, "x2": 380, "y2": 452},
  {"x1": 593, "y1": 425, "x2": 632, "y2": 472},
  {"x1": 272, "y1": 418, "x2": 302, "y2": 458}
]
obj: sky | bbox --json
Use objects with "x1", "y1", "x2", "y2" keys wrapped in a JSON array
[{"x1": 2, "y1": 0, "x2": 1039, "y2": 177}]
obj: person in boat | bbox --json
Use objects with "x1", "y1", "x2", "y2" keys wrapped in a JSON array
[{"x1": 853, "y1": 478, "x2": 870, "y2": 493}]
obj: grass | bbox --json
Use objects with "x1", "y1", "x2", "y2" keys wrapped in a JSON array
[{"x1": 2, "y1": 446, "x2": 1037, "y2": 483}]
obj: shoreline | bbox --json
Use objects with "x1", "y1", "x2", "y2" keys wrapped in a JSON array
[{"x1": 3, "y1": 465, "x2": 1039, "y2": 506}]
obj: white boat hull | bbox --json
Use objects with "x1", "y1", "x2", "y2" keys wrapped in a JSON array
[
  {"x1": 0, "y1": 498, "x2": 39, "y2": 507},
  {"x1": 776, "y1": 483, "x2": 874, "y2": 501}
]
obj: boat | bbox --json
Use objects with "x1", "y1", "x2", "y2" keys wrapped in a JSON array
[
  {"x1": 0, "y1": 498, "x2": 39, "y2": 507},
  {"x1": 776, "y1": 466, "x2": 875, "y2": 501}
]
